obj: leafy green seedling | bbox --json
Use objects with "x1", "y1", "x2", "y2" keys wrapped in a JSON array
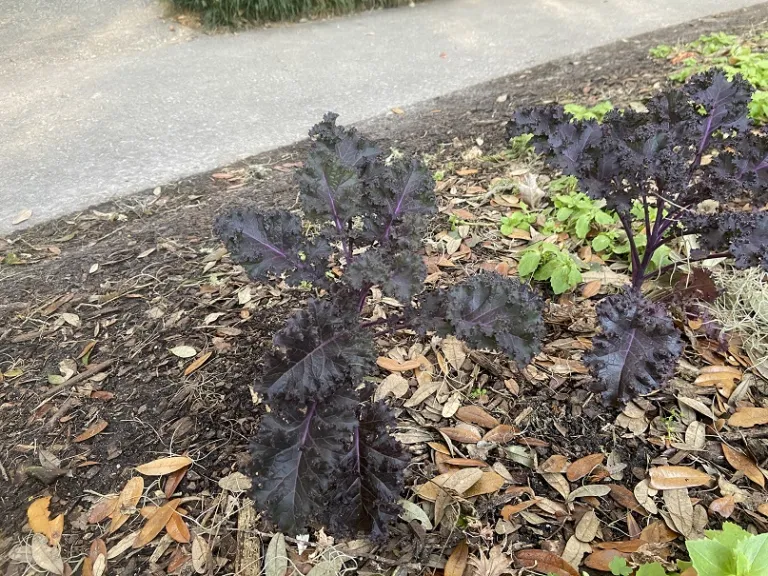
[
  {"x1": 687, "y1": 522, "x2": 768, "y2": 576},
  {"x1": 549, "y1": 175, "x2": 580, "y2": 195},
  {"x1": 554, "y1": 192, "x2": 616, "y2": 239},
  {"x1": 500, "y1": 206, "x2": 537, "y2": 235},
  {"x1": 518, "y1": 242, "x2": 582, "y2": 294},
  {"x1": 649, "y1": 44, "x2": 674, "y2": 59},
  {"x1": 563, "y1": 100, "x2": 614, "y2": 122}
]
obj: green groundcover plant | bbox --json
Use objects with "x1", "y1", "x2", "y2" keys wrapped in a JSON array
[
  {"x1": 604, "y1": 523, "x2": 768, "y2": 576},
  {"x1": 171, "y1": 0, "x2": 414, "y2": 26}
]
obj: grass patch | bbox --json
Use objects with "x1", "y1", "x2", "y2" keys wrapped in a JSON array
[{"x1": 169, "y1": 0, "x2": 418, "y2": 27}]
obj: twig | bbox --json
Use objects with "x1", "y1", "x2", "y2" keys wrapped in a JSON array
[
  {"x1": 37, "y1": 359, "x2": 115, "y2": 403},
  {"x1": 44, "y1": 396, "x2": 82, "y2": 431},
  {"x1": 0, "y1": 458, "x2": 9, "y2": 482}
]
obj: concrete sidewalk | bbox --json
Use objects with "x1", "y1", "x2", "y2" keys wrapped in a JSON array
[{"x1": 1, "y1": 0, "x2": 765, "y2": 233}]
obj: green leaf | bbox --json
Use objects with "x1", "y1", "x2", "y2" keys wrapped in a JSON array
[
  {"x1": 609, "y1": 556, "x2": 633, "y2": 576},
  {"x1": 567, "y1": 264, "x2": 582, "y2": 287},
  {"x1": 575, "y1": 214, "x2": 592, "y2": 239},
  {"x1": 707, "y1": 522, "x2": 751, "y2": 549},
  {"x1": 637, "y1": 563, "x2": 669, "y2": 576},
  {"x1": 534, "y1": 258, "x2": 560, "y2": 281},
  {"x1": 518, "y1": 251, "x2": 541, "y2": 277},
  {"x1": 735, "y1": 532, "x2": 768, "y2": 576},
  {"x1": 687, "y1": 539, "x2": 736, "y2": 576},
  {"x1": 557, "y1": 207, "x2": 574, "y2": 221},
  {"x1": 595, "y1": 211, "x2": 615, "y2": 226},
  {"x1": 592, "y1": 234, "x2": 612, "y2": 252},
  {"x1": 550, "y1": 266, "x2": 571, "y2": 294}
]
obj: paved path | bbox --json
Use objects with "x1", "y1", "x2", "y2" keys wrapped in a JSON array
[{"x1": 1, "y1": 0, "x2": 765, "y2": 233}]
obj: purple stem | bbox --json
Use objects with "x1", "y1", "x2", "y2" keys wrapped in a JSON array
[
  {"x1": 300, "y1": 403, "x2": 317, "y2": 446},
  {"x1": 619, "y1": 213, "x2": 643, "y2": 288},
  {"x1": 353, "y1": 426, "x2": 361, "y2": 475}
]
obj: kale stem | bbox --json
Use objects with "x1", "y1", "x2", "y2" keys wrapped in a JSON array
[
  {"x1": 619, "y1": 212, "x2": 643, "y2": 288},
  {"x1": 357, "y1": 283, "x2": 372, "y2": 312}
]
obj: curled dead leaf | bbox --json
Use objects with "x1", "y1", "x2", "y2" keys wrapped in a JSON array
[
  {"x1": 376, "y1": 357, "x2": 422, "y2": 372},
  {"x1": 482, "y1": 424, "x2": 518, "y2": 444},
  {"x1": 440, "y1": 426, "x2": 482, "y2": 444}
]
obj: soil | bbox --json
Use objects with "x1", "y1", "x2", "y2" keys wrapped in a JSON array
[{"x1": 2, "y1": 4, "x2": 768, "y2": 575}]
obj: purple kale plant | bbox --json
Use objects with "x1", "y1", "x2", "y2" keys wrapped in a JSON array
[
  {"x1": 507, "y1": 70, "x2": 768, "y2": 405},
  {"x1": 215, "y1": 114, "x2": 545, "y2": 536}
]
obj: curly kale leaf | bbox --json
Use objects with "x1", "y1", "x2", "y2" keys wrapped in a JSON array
[
  {"x1": 328, "y1": 402, "x2": 409, "y2": 540},
  {"x1": 344, "y1": 249, "x2": 426, "y2": 303},
  {"x1": 417, "y1": 273, "x2": 545, "y2": 366},
  {"x1": 214, "y1": 208, "x2": 330, "y2": 285},
  {"x1": 585, "y1": 290, "x2": 683, "y2": 405},
  {"x1": 686, "y1": 211, "x2": 768, "y2": 271},
  {"x1": 365, "y1": 158, "x2": 436, "y2": 245},
  {"x1": 506, "y1": 71, "x2": 758, "y2": 213},
  {"x1": 250, "y1": 393, "x2": 359, "y2": 533},
  {"x1": 297, "y1": 113, "x2": 380, "y2": 234},
  {"x1": 261, "y1": 300, "x2": 376, "y2": 403}
]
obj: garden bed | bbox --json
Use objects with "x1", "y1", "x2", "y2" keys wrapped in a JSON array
[{"x1": 1, "y1": 5, "x2": 768, "y2": 575}]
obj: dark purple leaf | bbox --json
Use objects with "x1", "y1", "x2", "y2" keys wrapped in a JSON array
[
  {"x1": 686, "y1": 211, "x2": 768, "y2": 271},
  {"x1": 418, "y1": 273, "x2": 545, "y2": 366},
  {"x1": 262, "y1": 300, "x2": 376, "y2": 403},
  {"x1": 250, "y1": 392, "x2": 358, "y2": 533},
  {"x1": 297, "y1": 113, "x2": 380, "y2": 235},
  {"x1": 215, "y1": 208, "x2": 330, "y2": 285},
  {"x1": 585, "y1": 290, "x2": 683, "y2": 405},
  {"x1": 328, "y1": 402, "x2": 409, "y2": 539},
  {"x1": 344, "y1": 249, "x2": 426, "y2": 303}
]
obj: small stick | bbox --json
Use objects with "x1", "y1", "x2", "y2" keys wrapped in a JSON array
[
  {"x1": 0, "y1": 458, "x2": 9, "y2": 482},
  {"x1": 37, "y1": 359, "x2": 115, "y2": 403},
  {"x1": 44, "y1": 396, "x2": 82, "y2": 430}
]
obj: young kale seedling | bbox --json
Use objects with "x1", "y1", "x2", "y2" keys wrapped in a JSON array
[
  {"x1": 215, "y1": 114, "x2": 545, "y2": 537},
  {"x1": 508, "y1": 71, "x2": 768, "y2": 404}
]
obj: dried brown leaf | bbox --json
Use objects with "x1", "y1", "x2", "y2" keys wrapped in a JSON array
[
  {"x1": 376, "y1": 357, "x2": 422, "y2": 372},
  {"x1": 482, "y1": 424, "x2": 518, "y2": 444},
  {"x1": 728, "y1": 407, "x2": 768, "y2": 428},
  {"x1": 74, "y1": 419, "x2": 108, "y2": 443},
  {"x1": 584, "y1": 550, "x2": 628, "y2": 572},
  {"x1": 109, "y1": 477, "x2": 144, "y2": 533},
  {"x1": 541, "y1": 473, "x2": 571, "y2": 500},
  {"x1": 444, "y1": 468, "x2": 485, "y2": 495},
  {"x1": 88, "y1": 497, "x2": 118, "y2": 524},
  {"x1": 132, "y1": 499, "x2": 180, "y2": 548},
  {"x1": 135, "y1": 456, "x2": 194, "y2": 476},
  {"x1": 183, "y1": 351, "x2": 213, "y2": 376},
  {"x1": 500, "y1": 499, "x2": 539, "y2": 520},
  {"x1": 694, "y1": 365, "x2": 742, "y2": 397},
  {"x1": 166, "y1": 511, "x2": 191, "y2": 543},
  {"x1": 539, "y1": 455, "x2": 569, "y2": 474},
  {"x1": 640, "y1": 521, "x2": 678, "y2": 544},
  {"x1": 575, "y1": 510, "x2": 600, "y2": 543},
  {"x1": 566, "y1": 454, "x2": 604, "y2": 482},
  {"x1": 445, "y1": 540, "x2": 469, "y2": 576},
  {"x1": 722, "y1": 443, "x2": 765, "y2": 487},
  {"x1": 440, "y1": 426, "x2": 482, "y2": 444},
  {"x1": 456, "y1": 406, "x2": 500, "y2": 429},
  {"x1": 709, "y1": 495, "x2": 736, "y2": 518},
  {"x1": 663, "y1": 488, "x2": 694, "y2": 537},
  {"x1": 648, "y1": 466, "x2": 713, "y2": 490},
  {"x1": 609, "y1": 484, "x2": 643, "y2": 512},
  {"x1": 463, "y1": 471, "x2": 505, "y2": 497},
  {"x1": 516, "y1": 549, "x2": 578, "y2": 576}
]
